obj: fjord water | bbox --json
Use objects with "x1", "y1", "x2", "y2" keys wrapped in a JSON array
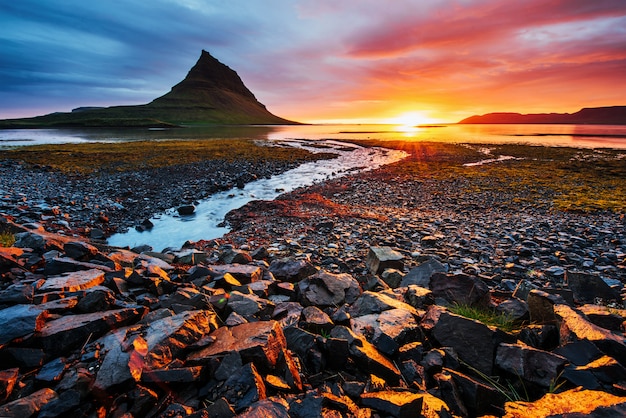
[
  {"x1": 2, "y1": 124, "x2": 625, "y2": 249},
  {"x1": 2, "y1": 123, "x2": 626, "y2": 149}
]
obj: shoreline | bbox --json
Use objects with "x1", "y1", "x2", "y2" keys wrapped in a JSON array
[{"x1": 1, "y1": 140, "x2": 624, "y2": 284}]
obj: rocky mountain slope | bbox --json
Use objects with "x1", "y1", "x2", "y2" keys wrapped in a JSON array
[{"x1": 0, "y1": 50, "x2": 296, "y2": 128}]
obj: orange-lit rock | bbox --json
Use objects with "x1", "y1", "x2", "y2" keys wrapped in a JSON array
[
  {"x1": 555, "y1": 304, "x2": 626, "y2": 365},
  {"x1": 360, "y1": 390, "x2": 424, "y2": 418},
  {"x1": 504, "y1": 387, "x2": 626, "y2": 417}
]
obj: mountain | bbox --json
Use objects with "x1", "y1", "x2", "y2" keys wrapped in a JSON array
[
  {"x1": 458, "y1": 106, "x2": 626, "y2": 125},
  {"x1": 0, "y1": 50, "x2": 297, "y2": 128}
]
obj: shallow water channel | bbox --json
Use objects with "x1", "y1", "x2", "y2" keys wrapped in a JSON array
[{"x1": 106, "y1": 140, "x2": 407, "y2": 250}]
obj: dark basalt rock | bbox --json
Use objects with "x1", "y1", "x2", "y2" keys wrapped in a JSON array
[{"x1": 1, "y1": 215, "x2": 626, "y2": 416}]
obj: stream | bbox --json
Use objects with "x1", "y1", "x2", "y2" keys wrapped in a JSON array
[{"x1": 106, "y1": 139, "x2": 407, "y2": 251}]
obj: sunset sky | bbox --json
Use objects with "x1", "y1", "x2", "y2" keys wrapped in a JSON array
[{"x1": 1, "y1": 0, "x2": 625, "y2": 124}]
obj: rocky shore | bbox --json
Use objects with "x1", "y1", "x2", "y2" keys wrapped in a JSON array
[
  {"x1": 1, "y1": 143, "x2": 626, "y2": 417},
  {"x1": 0, "y1": 156, "x2": 313, "y2": 239}
]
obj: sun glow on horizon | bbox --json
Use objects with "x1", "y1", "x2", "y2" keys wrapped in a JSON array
[
  {"x1": 386, "y1": 111, "x2": 440, "y2": 128},
  {"x1": 306, "y1": 110, "x2": 447, "y2": 126}
]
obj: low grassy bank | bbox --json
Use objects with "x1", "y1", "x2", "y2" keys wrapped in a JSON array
[{"x1": 1, "y1": 139, "x2": 335, "y2": 174}]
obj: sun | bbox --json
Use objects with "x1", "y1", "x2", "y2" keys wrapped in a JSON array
[{"x1": 387, "y1": 111, "x2": 436, "y2": 129}]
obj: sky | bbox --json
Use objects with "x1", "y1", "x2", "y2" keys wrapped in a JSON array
[{"x1": 1, "y1": 0, "x2": 625, "y2": 124}]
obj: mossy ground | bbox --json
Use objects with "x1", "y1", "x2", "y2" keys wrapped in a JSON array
[
  {"x1": 351, "y1": 140, "x2": 626, "y2": 213},
  {"x1": 2, "y1": 139, "x2": 334, "y2": 175},
  {"x1": 3, "y1": 138, "x2": 624, "y2": 213}
]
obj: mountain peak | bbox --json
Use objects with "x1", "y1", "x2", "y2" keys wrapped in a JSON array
[
  {"x1": 147, "y1": 50, "x2": 295, "y2": 124},
  {"x1": 167, "y1": 50, "x2": 258, "y2": 101},
  {"x1": 0, "y1": 50, "x2": 297, "y2": 127}
]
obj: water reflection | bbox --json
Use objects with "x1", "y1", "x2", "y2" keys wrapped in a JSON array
[{"x1": 1, "y1": 124, "x2": 626, "y2": 149}]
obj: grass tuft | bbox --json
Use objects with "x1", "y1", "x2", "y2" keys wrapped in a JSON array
[
  {"x1": 0, "y1": 231, "x2": 16, "y2": 247},
  {"x1": 449, "y1": 303, "x2": 517, "y2": 332}
]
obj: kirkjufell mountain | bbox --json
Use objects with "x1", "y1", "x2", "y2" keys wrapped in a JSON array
[{"x1": 0, "y1": 50, "x2": 297, "y2": 127}]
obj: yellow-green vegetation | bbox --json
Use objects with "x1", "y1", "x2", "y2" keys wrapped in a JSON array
[
  {"x1": 448, "y1": 303, "x2": 517, "y2": 333},
  {"x1": 458, "y1": 144, "x2": 626, "y2": 213},
  {"x1": 351, "y1": 140, "x2": 626, "y2": 213},
  {"x1": 0, "y1": 231, "x2": 15, "y2": 247},
  {"x1": 2, "y1": 140, "x2": 334, "y2": 175}
]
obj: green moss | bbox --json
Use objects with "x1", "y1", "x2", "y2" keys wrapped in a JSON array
[
  {"x1": 2, "y1": 139, "x2": 333, "y2": 175},
  {"x1": 349, "y1": 140, "x2": 626, "y2": 213}
]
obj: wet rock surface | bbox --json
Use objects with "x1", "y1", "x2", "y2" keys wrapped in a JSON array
[{"x1": 0, "y1": 147, "x2": 625, "y2": 416}]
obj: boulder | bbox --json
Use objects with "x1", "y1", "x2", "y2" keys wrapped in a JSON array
[
  {"x1": 0, "y1": 368, "x2": 19, "y2": 402},
  {"x1": 555, "y1": 304, "x2": 626, "y2": 366},
  {"x1": 141, "y1": 366, "x2": 204, "y2": 384},
  {"x1": 216, "y1": 363, "x2": 266, "y2": 413},
  {"x1": 0, "y1": 304, "x2": 50, "y2": 345},
  {"x1": 351, "y1": 308, "x2": 421, "y2": 356},
  {"x1": 0, "y1": 247, "x2": 24, "y2": 270},
  {"x1": 37, "y1": 268, "x2": 105, "y2": 293},
  {"x1": 30, "y1": 307, "x2": 147, "y2": 359},
  {"x1": 578, "y1": 304, "x2": 625, "y2": 331},
  {"x1": 360, "y1": 390, "x2": 423, "y2": 418},
  {"x1": 298, "y1": 270, "x2": 361, "y2": 307},
  {"x1": 63, "y1": 241, "x2": 98, "y2": 261},
  {"x1": 503, "y1": 387, "x2": 626, "y2": 417},
  {"x1": 446, "y1": 368, "x2": 507, "y2": 416},
  {"x1": 227, "y1": 291, "x2": 274, "y2": 318},
  {"x1": 0, "y1": 283, "x2": 34, "y2": 304},
  {"x1": 239, "y1": 397, "x2": 289, "y2": 417},
  {"x1": 330, "y1": 325, "x2": 401, "y2": 385},
  {"x1": 400, "y1": 257, "x2": 447, "y2": 288},
  {"x1": 527, "y1": 289, "x2": 567, "y2": 324},
  {"x1": 299, "y1": 306, "x2": 334, "y2": 334},
  {"x1": 496, "y1": 298, "x2": 529, "y2": 323},
  {"x1": 366, "y1": 246, "x2": 404, "y2": 275},
  {"x1": 429, "y1": 272, "x2": 491, "y2": 307},
  {"x1": 170, "y1": 248, "x2": 208, "y2": 264},
  {"x1": 349, "y1": 291, "x2": 420, "y2": 318},
  {"x1": 207, "y1": 264, "x2": 263, "y2": 284},
  {"x1": 403, "y1": 285, "x2": 435, "y2": 310},
  {"x1": 36, "y1": 389, "x2": 81, "y2": 418},
  {"x1": 566, "y1": 270, "x2": 621, "y2": 304},
  {"x1": 13, "y1": 231, "x2": 45, "y2": 252},
  {"x1": 565, "y1": 355, "x2": 626, "y2": 390},
  {"x1": 269, "y1": 258, "x2": 317, "y2": 282},
  {"x1": 380, "y1": 268, "x2": 404, "y2": 288},
  {"x1": 0, "y1": 388, "x2": 58, "y2": 417},
  {"x1": 188, "y1": 321, "x2": 299, "y2": 386},
  {"x1": 495, "y1": 343, "x2": 567, "y2": 387},
  {"x1": 219, "y1": 248, "x2": 253, "y2": 264},
  {"x1": 421, "y1": 305, "x2": 515, "y2": 375},
  {"x1": 433, "y1": 371, "x2": 468, "y2": 416},
  {"x1": 177, "y1": 204, "x2": 195, "y2": 215},
  {"x1": 43, "y1": 257, "x2": 113, "y2": 276},
  {"x1": 93, "y1": 310, "x2": 216, "y2": 393}
]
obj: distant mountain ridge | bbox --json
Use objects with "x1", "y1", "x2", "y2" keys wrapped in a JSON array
[
  {"x1": 0, "y1": 50, "x2": 297, "y2": 128},
  {"x1": 458, "y1": 106, "x2": 626, "y2": 125}
]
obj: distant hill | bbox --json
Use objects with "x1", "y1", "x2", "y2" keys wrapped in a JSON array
[
  {"x1": 0, "y1": 50, "x2": 297, "y2": 128},
  {"x1": 458, "y1": 106, "x2": 626, "y2": 125}
]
